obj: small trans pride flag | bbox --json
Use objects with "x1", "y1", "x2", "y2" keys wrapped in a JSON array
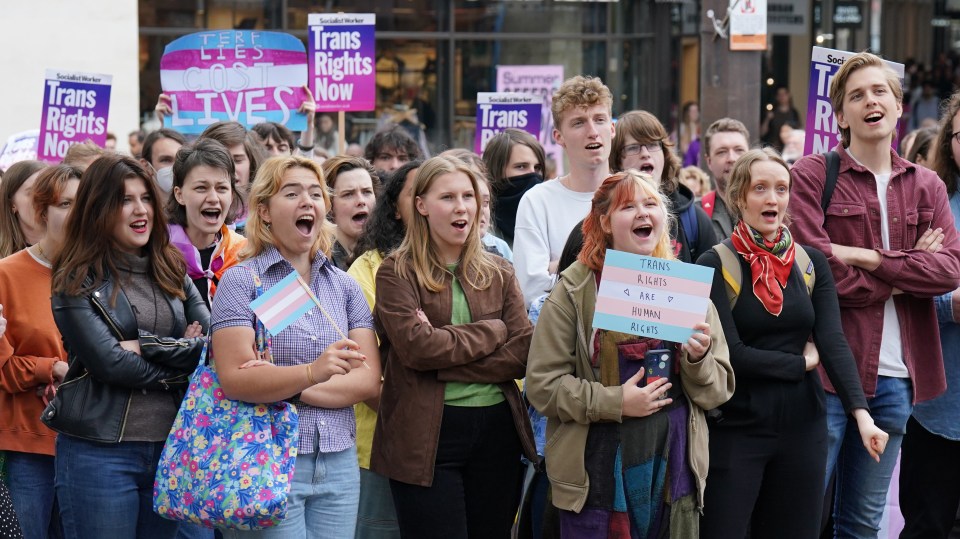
[{"x1": 250, "y1": 271, "x2": 312, "y2": 335}]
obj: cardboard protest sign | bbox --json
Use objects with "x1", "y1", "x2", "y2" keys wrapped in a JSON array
[
  {"x1": 308, "y1": 13, "x2": 376, "y2": 112},
  {"x1": 593, "y1": 250, "x2": 715, "y2": 343},
  {"x1": 804, "y1": 47, "x2": 904, "y2": 156},
  {"x1": 473, "y1": 93, "x2": 542, "y2": 154},
  {"x1": 496, "y1": 65, "x2": 564, "y2": 174},
  {"x1": 160, "y1": 31, "x2": 308, "y2": 134},
  {"x1": 0, "y1": 129, "x2": 39, "y2": 172},
  {"x1": 38, "y1": 70, "x2": 112, "y2": 163}
]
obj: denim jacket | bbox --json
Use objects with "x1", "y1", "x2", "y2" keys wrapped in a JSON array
[{"x1": 913, "y1": 189, "x2": 960, "y2": 439}]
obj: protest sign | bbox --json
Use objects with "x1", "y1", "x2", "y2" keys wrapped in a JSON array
[
  {"x1": 38, "y1": 70, "x2": 111, "y2": 163},
  {"x1": 308, "y1": 13, "x2": 376, "y2": 112},
  {"x1": 473, "y1": 93, "x2": 542, "y2": 154},
  {"x1": 0, "y1": 129, "x2": 39, "y2": 172},
  {"x1": 804, "y1": 47, "x2": 904, "y2": 156},
  {"x1": 496, "y1": 65, "x2": 564, "y2": 175},
  {"x1": 159, "y1": 31, "x2": 308, "y2": 134},
  {"x1": 593, "y1": 250, "x2": 715, "y2": 343}
]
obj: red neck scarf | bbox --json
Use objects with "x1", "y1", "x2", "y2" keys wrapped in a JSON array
[{"x1": 729, "y1": 220, "x2": 796, "y2": 316}]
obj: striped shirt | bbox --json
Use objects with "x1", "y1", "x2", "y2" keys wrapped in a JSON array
[{"x1": 211, "y1": 245, "x2": 373, "y2": 454}]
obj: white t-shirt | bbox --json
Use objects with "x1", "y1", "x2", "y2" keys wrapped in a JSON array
[
  {"x1": 873, "y1": 171, "x2": 909, "y2": 377},
  {"x1": 513, "y1": 179, "x2": 594, "y2": 307}
]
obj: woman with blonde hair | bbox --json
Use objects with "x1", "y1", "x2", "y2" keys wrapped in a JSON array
[
  {"x1": 211, "y1": 155, "x2": 381, "y2": 538},
  {"x1": 526, "y1": 170, "x2": 734, "y2": 538},
  {"x1": 372, "y1": 155, "x2": 535, "y2": 538}
]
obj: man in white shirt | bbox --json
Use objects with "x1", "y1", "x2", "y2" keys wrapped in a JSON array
[{"x1": 513, "y1": 75, "x2": 614, "y2": 306}]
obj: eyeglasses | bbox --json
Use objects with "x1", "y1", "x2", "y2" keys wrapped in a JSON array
[
  {"x1": 622, "y1": 142, "x2": 663, "y2": 156},
  {"x1": 953, "y1": 132, "x2": 960, "y2": 145}
]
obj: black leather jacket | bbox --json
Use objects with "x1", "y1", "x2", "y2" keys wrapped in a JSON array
[{"x1": 42, "y1": 273, "x2": 209, "y2": 442}]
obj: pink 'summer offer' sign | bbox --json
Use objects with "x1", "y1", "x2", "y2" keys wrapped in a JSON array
[
  {"x1": 804, "y1": 46, "x2": 904, "y2": 156},
  {"x1": 496, "y1": 65, "x2": 564, "y2": 174},
  {"x1": 308, "y1": 13, "x2": 376, "y2": 112},
  {"x1": 160, "y1": 31, "x2": 308, "y2": 135},
  {"x1": 474, "y1": 93, "x2": 542, "y2": 154},
  {"x1": 593, "y1": 250, "x2": 715, "y2": 342},
  {"x1": 38, "y1": 69, "x2": 112, "y2": 163}
]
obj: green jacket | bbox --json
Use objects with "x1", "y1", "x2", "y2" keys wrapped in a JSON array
[{"x1": 525, "y1": 261, "x2": 735, "y2": 513}]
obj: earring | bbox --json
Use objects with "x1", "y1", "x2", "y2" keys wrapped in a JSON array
[{"x1": 265, "y1": 222, "x2": 271, "y2": 230}]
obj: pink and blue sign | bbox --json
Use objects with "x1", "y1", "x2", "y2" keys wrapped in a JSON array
[
  {"x1": 38, "y1": 69, "x2": 112, "y2": 163},
  {"x1": 804, "y1": 46, "x2": 904, "y2": 156},
  {"x1": 593, "y1": 250, "x2": 715, "y2": 343},
  {"x1": 308, "y1": 13, "x2": 376, "y2": 112},
  {"x1": 159, "y1": 31, "x2": 308, "y2": 134},
  {"x1": 473, "y1": 93, "x2": 542, "y2": 154}
]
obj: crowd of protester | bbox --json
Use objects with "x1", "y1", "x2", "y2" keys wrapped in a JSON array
[{"x1": 2, "y1": 49, "x2": 960, "y2": 539}]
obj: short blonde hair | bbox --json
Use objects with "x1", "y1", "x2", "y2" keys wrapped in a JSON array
[
  {"x1": 551, "y1": 76, "x2": 612, "y2": 128},
  {"x1": 241, "y1": 155, "x2": 335, "y2": 261},
  {"x1": 725, "y1": 148, "x2": 791, "y2": 222},
  {"x1": 679, "y1": 165, "x2": 711, "y2": 196},
  {"x1": 829, "y1": 52, "x2": 903, "y2": 147}
]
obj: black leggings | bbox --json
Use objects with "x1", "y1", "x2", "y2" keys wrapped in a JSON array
[
  {"x1": 899, "y1": 416, "x2": 960, "y2": 539},
  {"x1": 390, "y1": 402, "x2": 524, "y2": 539},
  {"x1": 700, "y1": 417, "x2": 828, "y2": 539}
]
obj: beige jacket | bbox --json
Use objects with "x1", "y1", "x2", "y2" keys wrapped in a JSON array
[{"x1": 525, "y1": 261, "x2": 735, "y2": 513}]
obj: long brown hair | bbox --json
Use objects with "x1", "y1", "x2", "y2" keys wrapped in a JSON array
[
  {"x1": 393, "y1": 155, "x2": 501, "y2": 292},
  {"x1": 579, "y1": 171, "x2": 675, "y2": 272},
  {"x1": 0, "y1": 160, "x2": 48, "y2": 257},
  {"x1": 934, "y1": 90, "x2": 960, "y2": 197},
  {"x1": 52, "y1": 155, "x2": 186, "y2": 300}
]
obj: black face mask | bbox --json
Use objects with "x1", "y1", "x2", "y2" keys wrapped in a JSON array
[{"x1": 492, "y1": 172, "x2": 544, "y2": 244}]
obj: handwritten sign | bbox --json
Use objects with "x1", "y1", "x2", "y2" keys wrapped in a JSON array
[
  {"x1": 474, "y1": 93, "x2": 542, "y2": 154},
  {"x1": 0, "y1": 129, "x2": 39, "y2": 172},
  {"x1": 38, "y1": 70, "x2": 112, "y2": 163},
  {"x1": 308, "y1": 13, "x2": 376, "y2": 112},
  {"x1": 804, "y1": 47, "x2": 904, "y2": 156},
  {"x1": 593, "y1": 250, "x2": 715, "y2": 343},
  {"x1": 159, "y1": 30, "x2": 308, "y2": 134},
  {"x1": 496, "y1": 65, "x2": 564, "y2": 175}
]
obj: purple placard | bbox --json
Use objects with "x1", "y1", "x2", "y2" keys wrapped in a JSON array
[
  {"x1": 159, "y1": 31, "x2": 308, "y2": 134},
  {"x1": 308, "y1": 13, "x2": 376, "y2": 112},
  {"x1": 804, "y1": 47, "x2": 904, "y2": 156},
  {"x1": 38, "y1": 70, "x2": 112, "y2": 163},
  {"x1": 496, "y1": 65, "x2": 564, "y2": 175},
  {"x1": 474, "y1": 93, "x2": 543, "y2": 154}
]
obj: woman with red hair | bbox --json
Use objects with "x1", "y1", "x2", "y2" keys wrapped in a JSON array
[{"x1": 525, "y1": 171, "x2": 734, "y2": 538}]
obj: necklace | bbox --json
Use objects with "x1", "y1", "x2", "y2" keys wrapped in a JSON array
[{"x1": 34, "y1": 243, "x2": 49, "y2": 264}]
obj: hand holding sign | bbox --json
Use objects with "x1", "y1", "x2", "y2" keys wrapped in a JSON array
[{"x1": 593, "y1": 250, "x2": 715, "y2": 343}]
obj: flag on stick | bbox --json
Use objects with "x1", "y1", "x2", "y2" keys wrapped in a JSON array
[{"x1": 250, "y1": 271, "x2": 313, "y2": 335}]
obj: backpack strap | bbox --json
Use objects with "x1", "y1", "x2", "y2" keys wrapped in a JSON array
[
  {"x1": 700, "y1": 191, "x2": 716, "y2": 218},
  {"x1": 821, "y1": 150, "x2": 841, "y2": 216},
  {"x1": 679, "y1": 203, "x2": 699, "y2": 252},
  {"x1": 714, "y1": 240, "x2": 817, "y2": 309},
  {"x1": 714, "y1": 239, "x2": 743, "y2": 309},
  {"x1": 794, "y1": 245, "x2": 816, "y2": 297}
]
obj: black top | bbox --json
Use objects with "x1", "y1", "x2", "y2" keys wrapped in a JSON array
[
  {"x1": 697, "y1": 244, "x2": 868, "y2": 428},
  {"x1": 669, "y1": 182, "x2": 718, "y2": 263},
  {"x1": 192, "y1": 245, "x2": 216, "y2": 309}
]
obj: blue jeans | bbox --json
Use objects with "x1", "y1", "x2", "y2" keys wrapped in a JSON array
[
  {"x1": 4, "y1": 452, "x2": 61, "y2": 539},
  {"x1": 221, "y1": 447, "x2": 360, "y2": 539},
  {"x1": 55, "y1": 436, "x2": 180, "y2": 539},
  {"x1": 356, "y1": 468, "x2": 399, "y2": 539},
  {"x1": 824, "y1": 376, "x2": 913, "y2": 538}
]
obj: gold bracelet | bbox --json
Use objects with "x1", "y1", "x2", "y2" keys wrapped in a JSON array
[{"x1": 306, "y1": 363, "x2": 317, "y2": 385}]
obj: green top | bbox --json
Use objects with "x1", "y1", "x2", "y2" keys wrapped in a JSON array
[{"x1": 443, "y1": 265, "x2": 505, "y2": 407}]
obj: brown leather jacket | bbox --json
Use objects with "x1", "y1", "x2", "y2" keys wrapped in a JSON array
[{"x1": 371, "y1": 254, "x2": 537, "y2": 487}]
